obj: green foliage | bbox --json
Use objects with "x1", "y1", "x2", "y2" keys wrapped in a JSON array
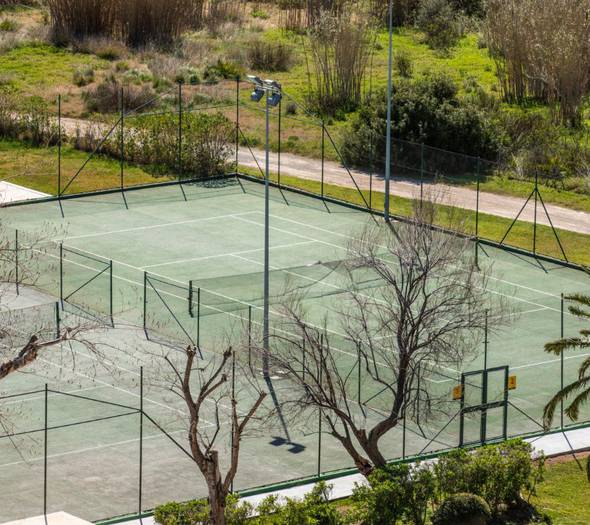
[
  {"x1": 416, "y1": 0, "x2": 461, "y2": 50},
  {"x1": 350, "y1": 463, "x2": 435, "y2": 525},
  {"x1": 72, "y1": 67, "x2": 94, "y2": 87},
  {"x1": 341, "y1": 73, "x2": 500, "y2": 167},
  {"x1": 251, "y1": 7, "x2": 270, "y2": 20},
  {"x1": 154, "y1": 494, "x2": 252, "y2": 525},
  {"x1": 450, "y1": 0, "x2": 484, "y2": 17},
  {"x1": 435, "y1": 440, "x2": 545, "y2": 513},
  {"x1": 394, "y1": 50, "x2": 413, "y2": 78},
  {"x1": 203, "y1": 59, "x2": 243, "y2": 84},
  {"x1": 82, "y1": 76, "x2": 156, "y2": 113},
  {"x1": 0, "y1": 18, "x2": 18, "y2": 32},
  {"x1": 0, "y1": 94, "x2": 58, "y2": 146},
  {"x1": 253, "y1": 482, "x2": 343, "y2": 525},
  {"x1": 431, "y1": 493, "x2": 491, "y2": 525},
  {"x1": 247, "y1": 38, "x2": 294, "y2": 72}
]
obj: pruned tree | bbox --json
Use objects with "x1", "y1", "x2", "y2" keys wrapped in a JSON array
[
  {"x1": 262, "y1": 200, "x2": 510, "y2": 477},
  {"x1": 152, "y1": 344, "x2": 267, "y2": 525},
  {"x1": 543, "y1": 292, "x2": 590, "y2": 480}
]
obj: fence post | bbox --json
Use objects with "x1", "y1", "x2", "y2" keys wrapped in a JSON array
[
  {"x1": 142, "y1": 272, "x2": 147, "y2": 331},
  {"x1": 248, "y1": 305, "x2": 252, "y2": 369},
  {"x1": 317, "y1": 333, "x2": 323, "y2": 478},
  {"x1": 119, "y1": 87, "x2": 124, "y2": 194},
  {"x1": 230, "y1": 350, "x2": 236, "y2": 493},
  {"x1": 178, "y1": 82, "x2": 187, "y2": 201},
  {"x1": 560, "y1": 293, "x2": 564, "y2": 429},
  {"x1": 533, "y1": 172, "x2": 538, "y2": 256},
  {"x1": 57, "y1": 94, "x2": 61, "y2": 197},
  {"x1": 14, "y1": 229, "x2": 19, "y2": 295},
  {"x1": 402, "y1": 410, "x2": 406, "y2": 460},
  {"x1": 196, "y1": 287, "x2": 201, "y2": 351},
  {"x1": 369, "y1": 133, "x2": 374, "y2": 210},
  {"x1": 139, "y1": 366, "x2": 144, "y2": 524},
  {"x1": 475, "y1": 157, "x2": 481, "y2": 267},
  {"x1": 109, "y1": 260, "x2": 114, "y2": 326},
  {"x1": 321, "y1": 122, "x2": 325, "y2": 199},
  {"x1": 43, "y1": 383, "x2": 48, "y2": 519},
  {"x1": 54, "y1": 302, "x2": 60, "y2": 338},
  {"x1": 420, "y1": 142, "x2": 425, "y2": 204},
  {"x1": 278, "y1": 98, "x2": 281, "y2": 188},
  {"x1": 235, "y1": 76, "x2": 240, "y2": 173},
  {"x1": 59, "y1": 243, "x2": 63, "y2": 307}
]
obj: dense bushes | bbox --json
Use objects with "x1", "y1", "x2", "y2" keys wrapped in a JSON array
[
  {"x1": 341, "y1": 73, "x2": 501, "y2": 168},
  {"x1": 431, "y1": 493, "x2": 491, "y2": 525},
  {"x1": 82, "y1": 76, "x2": 156, "y2": 113},
  {"x1": 0, "y1": 94, "x2": 58, "y2": 146},
  {"x1": 246, "y1": 39, "x2": 294, "y2": 72},
  {"x1": 153, "y1": 440, "x2": 545, "y2": 525},
  {"x1": 416, "y1": 0, "x2": 461, "y2": 51}
]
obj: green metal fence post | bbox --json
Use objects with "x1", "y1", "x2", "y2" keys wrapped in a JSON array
[
  {"x1": 57, "y1": 94, "x2": 61, "y2": 197},
  {"x1": 235, "y1": 76, "x2": 240, "y2": 172},
  {"x1": 59, "y1": 243, "x2": 64, "y2": 307},
  {"x1": 420, "y1": 142, "x2": 425, "y2": 205},
  {"x1": 139, "y1": 366, "x2": 144, "y2": 522},
  {"x1": 248, "y1": 305, "x2": 252, "y2": 369},
  {"x1": 14, "y1": 229, "x2": 19, "y2": 295},
  {"x1": 55, "y1": 301, "x2": 60, "y2": 338},
  {"x1": 196, "y1": 287, "x2": 201, "y2": 350},
  {"x1": 143, "y1": 272, "x2": 147, "y2": 331},
  {"x1": 188, "y1": 280, "x2": 193, "y2": 317},
  {"x1": 43, "y1": 383, "x2": 48, "y2": 519},
  {"x1": 109, "y1": 260, "x2": 114, "y2": 326},
  {"x1": 533, "y1": 171, "x2": 539, "y2": 256},
  {"x1": 560, "y1": 293, "x2": 564, "y2": 429},
  {"x1": 321, "y1": 122, "x2": 325, "y2": 199},
  {"x1": 317, "y1": 333, "x2": 324, "y2": 478},
  {"x1": 278, "y1": 98, "x2": 281, "y2": 187},
  {"x1": 178, "y1": 82, "x2": 187, "y2": 201},
  {"x1": 475, "y1": 157, "x2": 481, "y2": 267}
]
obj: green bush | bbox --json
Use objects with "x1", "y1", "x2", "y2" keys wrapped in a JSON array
[
  {"x1": 350, "y1": 463, "x2": 435, "y2": 525},
  {"x1": 341, "y1": 73, "x2": 500, "y2": 167},
  {"x1": 431, "y1": 493, "x2": 491, "y2": 525},
  {"x1": 203, "y1": 59, "x2": 243, "y2": 84},
  {"x1": 72, "y1": 67, "x2": 95, "y2": 87},
  {"x1": 0, "y1": 18, "x2": 18, "y2": 32},
  {"x1": 154, "y1": 495, "x2": 252, "y2": 525},
  {"x1": 394, "y1": 50, "x2": 413, "y2": 78},
  {"x1": 416, "y1": 0, "x2": 461, "y2": 51},
  {"x1": 435, "y1": 440, "x2": 545, "y2": 514},
  {"x1": 83, "y1": 76, "x2": 156, "y2": 113},
  {"x1": 247, "y1": 38, "x2": 294, "y2": 72}
]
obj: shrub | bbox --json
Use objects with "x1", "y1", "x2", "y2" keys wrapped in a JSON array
[
  {"x1": 435, "y1": 440, "x2": 545, "y2": 514},
  {"x1": 154, "y1": 495, "x2": 252, "y2": 525},
  {"x1": 73, "y1": 37, "x2": 128, "y2": 61},
  {"x1": 83, "y1": 77, "x2": 156, "y2": 113},
  {"x1": 431, "y1": 493, "x2": 491, "y2": 525},
  {"x1": 416, "y1": 0, "x2": 461, "y2": 51},
  {"x1": 72, "y1": 67, "x2": 94, "y2": 87},
  {"x1": 247, "y1": 38, "x2": 294, "y2": 72},
  {"x1": 285, "y1": 102, "x2": 297, "y2": 115},
  {"x1": 341, "y1": 73, "x2": 501, "y2": 168},
  {"x1": 350, "y1": 464, "x2": 435, "y2": 525},
  {"x1": 0, "y1": 19, "x2": 18, "y2": 32},
  {"x1": 0, "y1": 95, "x2": 59, "y2": 146},
  {"x1": 203, "y1": 59, "x2": 242, "y2": 83},
  {"x1": 394, "y1": 50, "x2": 413, "y2": 78}
]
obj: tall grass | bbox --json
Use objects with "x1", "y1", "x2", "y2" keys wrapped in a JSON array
[{"x1": 46, "y1": 0, "x2": 204, "y2": 47}]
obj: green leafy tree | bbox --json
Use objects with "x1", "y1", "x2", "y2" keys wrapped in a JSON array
[{"x1": 543, "y1": 293, "x2": 590, "y2": 480}]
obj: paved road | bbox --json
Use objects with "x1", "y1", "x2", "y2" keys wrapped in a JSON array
[
  {"x1": 238, "y1": 148, "x2": 590, "y2": 235},
  {"x1": 56, "y1": 116, "x2": 590, "y2": 235}
]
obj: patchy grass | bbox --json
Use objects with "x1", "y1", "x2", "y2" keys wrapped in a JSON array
[{"x1": 0, "y1": 139, "x2": 169, "y2": 195}]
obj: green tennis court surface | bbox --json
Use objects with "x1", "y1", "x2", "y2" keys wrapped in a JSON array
[{"x1": 1, "y1": 177, "x2": 589, "y2": 522}]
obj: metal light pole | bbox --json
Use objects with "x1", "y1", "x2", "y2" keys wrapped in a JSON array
[
  {"x1": 384, "y1": 0, "x2": 394, "y2": 222},
  {"x1": 246, "y1": 75, "x2": 282, "y2": 377}
]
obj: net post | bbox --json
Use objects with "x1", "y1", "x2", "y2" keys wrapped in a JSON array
[
  {"x1": 14, "y1": 229, "x2": 19, "y2": 295},
  {"x1": 54, "y1": 301, "x2": 60, "y2": 338},
  {"x1": 321, "y1": 121, "x2": 325, "y2": 199},
  {"x1": 43, "y1": 383, "x2": 48, "y2": 520},
  {"x1": 560, "y1": 293, "x2": 564, "y2": 429},
  {"x1": 59, "y1": 243, "x2": 64, "y2": 308},
  {"x1": 138, "y1": 366, "x2": 144, "y2": 524},
  {"x1": 142, "y1": 272, "x2": 147, "y2": 332},
  {"x1": 235, "y1": 75, "x2": 240, "y2": 173},
  {"x1": 196, "y1": 287, "x2": 201, "y2": 351},
  {"x1": 278, "y1": 97, "x2": 281, "y2": 187}
]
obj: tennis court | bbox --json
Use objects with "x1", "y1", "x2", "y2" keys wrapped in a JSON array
[{"x1": 1, "y1": 176, "x2": 590, "y2": 522}]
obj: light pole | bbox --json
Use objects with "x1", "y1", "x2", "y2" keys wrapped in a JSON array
[
  {"x1": 384, "y1": 0, "x2": 394, "y2": 222},
  {"x1": 246, "y1": 75, "x2": 282, "y2": 377}
]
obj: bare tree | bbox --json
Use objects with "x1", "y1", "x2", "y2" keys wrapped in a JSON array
[
  {"x1": 263, "y1": 201, "x2": 510, "y2": 476},
  {"x1": 152, "y1": 344, "x2": 266, "y2": 525}
]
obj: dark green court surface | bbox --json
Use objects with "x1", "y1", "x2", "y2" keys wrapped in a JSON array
[{"x1": 1, "y1": 178, "x2": 589, "y2": 523}]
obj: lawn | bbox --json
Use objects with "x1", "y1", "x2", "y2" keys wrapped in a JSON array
[{"x1": 533, "y1": 454, "x2": 590, "y2": 525}]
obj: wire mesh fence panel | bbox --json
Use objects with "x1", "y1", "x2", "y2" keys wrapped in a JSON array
[{"x1": 60, "y1": 246, "x2": 113, "y2": 326}]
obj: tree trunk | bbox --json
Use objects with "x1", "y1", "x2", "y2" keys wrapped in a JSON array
[{"x1": 207, "y1": 481, "x2": 226, "y2": 525}]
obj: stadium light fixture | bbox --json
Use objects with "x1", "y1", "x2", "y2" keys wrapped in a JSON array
[{"x1": 245, "y1": 75, "x2": 283, "y2": 379}]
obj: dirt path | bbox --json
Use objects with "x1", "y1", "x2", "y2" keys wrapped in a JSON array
[{"x1": 56, "y1": 116, "x2": 590, "y2": 235}]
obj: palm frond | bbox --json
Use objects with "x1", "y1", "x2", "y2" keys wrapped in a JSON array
[
  {"x1": 543, "y1": 377, "x2": 590, "y2": 428},
  {"x1": 564, "y1": 378, "x2": 590, "y2": 421},
  {"x1": 544, "y1": 337, "x2": 590, "y2": 355}
]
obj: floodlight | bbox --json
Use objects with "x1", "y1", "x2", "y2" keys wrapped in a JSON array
[
  {"x1": 251, "y1": 87, "x2": 265, "y2": 102},
  {"x1": 247, "y1": 75, "x2": 263, "y2": 86},
  {"x1": 267, "y1": 92, "x2": 282, "y2": 107},
  {"x1": 263, "y1": 79, "x2": 281, "y2": 90}
]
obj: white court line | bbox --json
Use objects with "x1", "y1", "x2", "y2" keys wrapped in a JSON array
[
  {"x1": 262, "y1": 212, "x2": 564, "y2": 300},
  {"x1": 1, "y1": 385, "x2": 107, "y2": 406},
  {"x1": 141, "y1": 240, "x2": 317, "y2": 270},
  {"x1": 0, "y1": 428, "x2": 186, "y2": 469},
  {"x1": 57, "y1": 211, "x2": 258, "y2": 242},
  {"x1": 236, "y1": 214, "x2": 572, "y2": 316}
]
